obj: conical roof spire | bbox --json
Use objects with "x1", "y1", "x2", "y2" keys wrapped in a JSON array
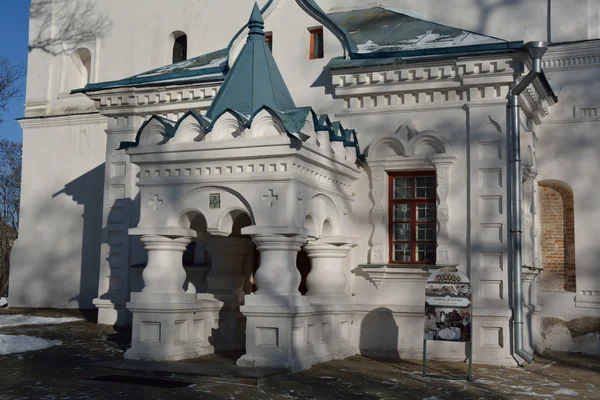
[
  {"x1": 248, "y1": 2, "x2": 265, "y2": 41},
  {"x1": 206, "y1": 2, "x2": 296, "y2": 120}
]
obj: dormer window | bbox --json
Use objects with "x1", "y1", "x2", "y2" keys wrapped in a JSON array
[
  {"x1": 172, "y1": 32, "x2": 188, "y2": 63},
  {"x1": 309, "y1": 27, "x2": 324, "y2": 60}
]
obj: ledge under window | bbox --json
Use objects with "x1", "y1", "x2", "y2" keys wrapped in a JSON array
[{"x1": 356, "y1": 263, "x2": 459, "y2": 288}]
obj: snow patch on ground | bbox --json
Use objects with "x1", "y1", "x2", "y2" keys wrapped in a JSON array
[
  {"x1": 0, "y1": 297, "x2": 7, "y2": 308},
  {"x1": 0, "y1": 334, "x2": 62, "y2": 355},
  {"x1": 554, "y1": 388, "x2": 579, "y2": 396},
  {"x1": 0, "y1": 315, "x2": 83, "y2": 328}
]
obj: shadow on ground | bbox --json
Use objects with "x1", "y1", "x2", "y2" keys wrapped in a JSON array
[{"x1": 0, "y1": 308, "x2": 597, "y2": 399}]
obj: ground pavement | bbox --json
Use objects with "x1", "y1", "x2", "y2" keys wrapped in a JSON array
[{"x1": 0, "y1": 308, "x2": 597, "y2": 399}]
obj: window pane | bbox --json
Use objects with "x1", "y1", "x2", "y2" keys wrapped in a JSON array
[
  {"x1": 393, "y1": 177, "x2": 413, "y2": 199},
  {"x1": 394, "y1": 243, "x2": 412, "y2": 262},
  {"x1": 393, "y1": 204, "x2": 412, "y2": 221},
  {"x1": 416, "y1": 243, "x2": 436, "y2": 263},
  {"x1": 393, "y1": 223, "x2": 411, "y2": 241},
  {"x1": 416, "y1": 223, "x2": 436, "y2": 241},
  {"x1": 315, "y1": 32, "x2": 323, "y2": 58},
  {"x1": 417, "y1": 204, "x2": 436, "y2": 221},
  {"x1": 416, "y1": 176, "x2": 436, "y2": 199}
]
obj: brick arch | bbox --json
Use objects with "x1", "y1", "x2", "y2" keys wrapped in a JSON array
[{"x1": 539, "y1": 180, "x2": 576, "y2": 292}]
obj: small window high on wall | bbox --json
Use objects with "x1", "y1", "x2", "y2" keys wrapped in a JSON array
[
  {"x1": 265, "y1": 31, "x2": 273, "y2": 52},
  {"x1": 62, "y1": 47, "x2": 92, "y2": 93},
  {"x1": 309, "y1": 27, "x2": 324, "y2": 60},
  {"x1": 172, "y1": 32, "x2": 188, "y2": 63}
]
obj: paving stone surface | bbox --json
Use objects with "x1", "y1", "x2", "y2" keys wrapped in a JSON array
[{"x1": 0, "y1": 308, "x2": 598, "y2": 399}]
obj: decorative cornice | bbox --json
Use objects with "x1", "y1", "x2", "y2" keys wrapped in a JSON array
[
  {"x1": 329, "y1": 56, "x2": 525, "y2": 117},
  {"x1": 88, "y1": 81, "x2": 223, "y2": 116},
  {"x1": 543, "y1": 41, "x2": 600, "y2": 71}
]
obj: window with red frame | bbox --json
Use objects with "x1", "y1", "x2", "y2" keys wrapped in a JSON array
[{"x1": 389, "y1": 171, "x2": 437, "y2": 264}]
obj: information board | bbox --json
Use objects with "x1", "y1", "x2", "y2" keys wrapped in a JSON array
[{"x1": 422, "y1": 267, "x2": 473, "y2": 380}]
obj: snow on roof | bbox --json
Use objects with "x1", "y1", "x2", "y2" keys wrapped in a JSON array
[
  {"x1": 74, "y1": 48, "x2": 228, "y2": 93},
  {"x1": 327, "y1": 6, "x2": 510, "y2": 57}
]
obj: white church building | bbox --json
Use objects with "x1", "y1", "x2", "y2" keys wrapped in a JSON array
[{"x1": 9, "y1": 0, "x2": 600, "y2": 370}]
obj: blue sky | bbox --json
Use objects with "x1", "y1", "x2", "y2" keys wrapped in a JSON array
[{"x1": 0, "y1": 1, "x2": 30, "y2": 143}]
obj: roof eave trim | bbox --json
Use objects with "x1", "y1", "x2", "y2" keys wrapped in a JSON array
[
  {"x1": 352, "y1": 41, "x2": 524, "y2": 60},
  {"x1": 72, "y1": 65, "x2": 226, "y2": 94}
]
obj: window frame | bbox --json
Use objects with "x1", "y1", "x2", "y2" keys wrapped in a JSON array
[
  {"x1": 265, "y1": 31, "x2": 273, "y2": 52},
  {"x1": 308, "y1": 27, "x2": 324, "y2": 60},
  {"x1": 388, "y1": 171, "x2": 437, "y2": 265}
]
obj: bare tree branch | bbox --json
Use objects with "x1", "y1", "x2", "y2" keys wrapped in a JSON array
[
  {"x1": 0, "y1": 139, "x2": 20, "y2": 297},
  {"x1": 0, "y1": 57, "x2": 26, "y2": 124}
]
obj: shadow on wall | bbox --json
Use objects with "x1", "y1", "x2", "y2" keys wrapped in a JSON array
[
  {"x1": 359, "y1": 307, "x2": 400, "y2": 360},
  {"x1": 54, "y1": 163, "x2": 106, "y2": 314},
  {"x1": 29, "y1": 0, "x2": 112, "y2": 55}
]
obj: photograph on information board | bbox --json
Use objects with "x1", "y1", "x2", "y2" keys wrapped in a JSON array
[{"x1": 424, "y1": 267, "x2": 472, "y2": 342}]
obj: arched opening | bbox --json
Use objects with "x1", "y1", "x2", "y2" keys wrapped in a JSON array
[
  {"x1": 183, "y1": 212, "x2": 211, "y2": 288},
  {"x1": 172, "y1": 31, "x2": 188, "y2": 63},
  {"x1": 539, "y1": 180, "x2": 576, "y2": 292},
  {"x1": 304, "y1": 215, "x2": 316, "y2": 234},
  {"x1": 76, "y1": 48, "x2": 92, "y2": 84},
  {"x1": 64, "y1": 47, "x2": 92, "y2": 92},
  {"x1": 322, "y1": 219, "x2": 334, "y2": 237},
  {"x1": 297, "y1": 249, "x2": 311, "y2": 295}
]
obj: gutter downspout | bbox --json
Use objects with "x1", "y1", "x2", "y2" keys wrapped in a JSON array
[{"x1": 508, "y1": 41, "x2": 548, "y2": 365}]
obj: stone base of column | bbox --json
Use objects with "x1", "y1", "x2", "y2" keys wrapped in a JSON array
[
  {"x1": 94, "y1": 299, "x2": 130, "y2": 326},
  {"x1": 125, "y1": 292, "x2": 202, "y2": 361},
  {"x1": 237, "y1": 294, "x2": 355, "y2": 372}
]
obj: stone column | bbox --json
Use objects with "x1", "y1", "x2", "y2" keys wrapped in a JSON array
[
  {"x1": 302, "y1": 237, "x2": 356, "y2": 362},
  {"x1": 252, "y1": 234, "x2": 307, "y2": 297},
  {"x1": 237, "y1": 232, "x2": 313, "y2": 371},
  {"x1": 126, "y1": 229, "x2": 201, "y2": 361},
  {"x1": 140, "y1": 235, "x2": 191, "y2": 294},
  {"x1": 303, "y1": 237, "x2": 355, "y2": 297}
]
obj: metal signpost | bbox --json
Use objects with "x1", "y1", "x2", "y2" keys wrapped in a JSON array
[{"x1": 422, "y1": 267, "x2": 473, "y2": 381}]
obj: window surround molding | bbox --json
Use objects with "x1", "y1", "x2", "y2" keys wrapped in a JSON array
[{"x1": 366, "y1": 126, "x2": 456, "y2": 267}]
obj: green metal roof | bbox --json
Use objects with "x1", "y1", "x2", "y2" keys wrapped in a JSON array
[
  {"x1": 73, "y1": 48, "x2": 228, "y2": 93},
  {"x1": 113, "y1": 2, "x2": 364, "y2": 160},
  {"x1": 322, "y1": 5, "x2": 522, "y2": 59},
  {"x1": 206, "y1": 3, "x2": 296, "y2": 119}
]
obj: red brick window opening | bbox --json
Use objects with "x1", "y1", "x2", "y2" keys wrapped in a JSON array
[
  {"x1": 309, "y1": 27, "x2": 324, "y2": 60},
  {"x1": 389, "y1": 171, "x2": 437, "y2": 264},
  {"x1": 265, "y1": 31, "x2": 273, "y2": 52}
]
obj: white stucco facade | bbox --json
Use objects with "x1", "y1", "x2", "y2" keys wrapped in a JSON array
[{"x1": 9, "y1": 0, "x2": 600, "y2": 370}]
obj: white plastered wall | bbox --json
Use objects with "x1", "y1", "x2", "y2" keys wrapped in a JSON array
[{"x1": 9, "y1": 114, "x2": 107, "y2": 308}]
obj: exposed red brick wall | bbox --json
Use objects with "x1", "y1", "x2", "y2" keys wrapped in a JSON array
[{"x1": 540, "y1": 185, "x2": 576, "y2": 292}]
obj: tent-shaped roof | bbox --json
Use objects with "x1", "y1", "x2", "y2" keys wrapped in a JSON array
[
  {"x1": 205, "y1": 3, "x2": 296, "y2": 119},
  {"x1": 121, "y1": 3, "x2": 364, "y2": 160}
]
